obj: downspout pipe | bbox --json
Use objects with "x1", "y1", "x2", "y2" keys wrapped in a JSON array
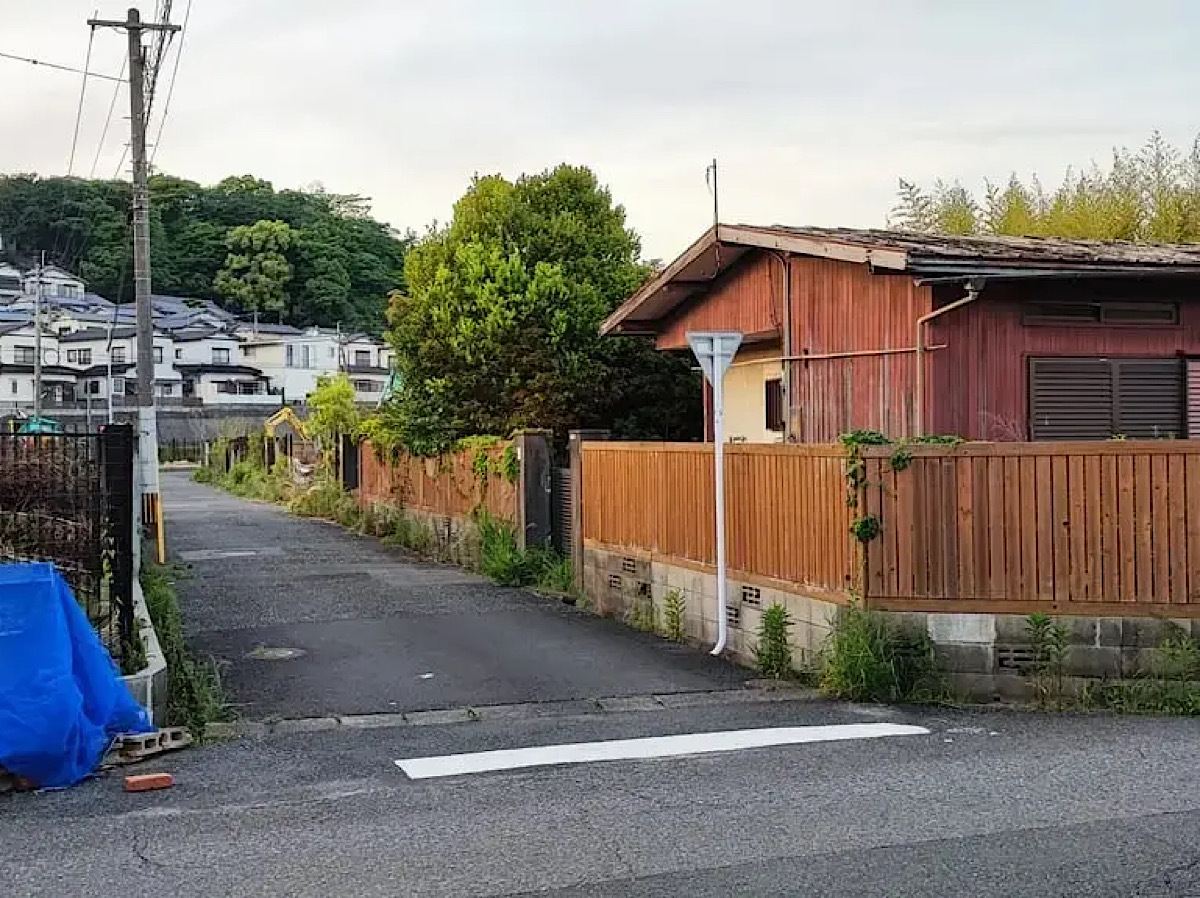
[
  {"x1": 914, "y1": 278, "x2": 984, "y2": 437},
  {"x1": 767, "y1": 251, "x2": 792, "y2": 440}
]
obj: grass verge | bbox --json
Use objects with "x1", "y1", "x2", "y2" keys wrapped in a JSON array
[{"x1": 140, "y1": 561, "x2": 229, "y2": 740}]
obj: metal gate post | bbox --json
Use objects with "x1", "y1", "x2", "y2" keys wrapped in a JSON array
[{"x1": 568, "y1": 429, "x2": 609, "y2": 593}]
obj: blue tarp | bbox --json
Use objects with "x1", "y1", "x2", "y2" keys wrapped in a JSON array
[{"x1": 0, "y1": 562, "x2": 152, "y2": 788}]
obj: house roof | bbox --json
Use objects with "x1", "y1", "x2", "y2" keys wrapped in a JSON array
[
  {"x1": 236, "y1": 322, "x2": 302, "y2": 336},
  {"x1": 602, "y1": 224, "x2": 1200, "y2": 335},
  {"x1": 175, "y1": 363, "x2": 264, "y2": 377},
  {"x1": 78, "y1": 363, "x2": 135, "y2": 376},
  {"x1": 0, "y1": 364, "x2": 78, "y2": 378},
  {"x1": 59, "y1": 326, "x2": 139, "y2": 342}
]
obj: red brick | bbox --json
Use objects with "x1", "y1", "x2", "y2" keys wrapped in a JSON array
[{"x1": 124, "y1": 773, "x2": 174, "y2": 792}]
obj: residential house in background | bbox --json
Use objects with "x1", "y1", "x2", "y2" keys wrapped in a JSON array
[
  {"x1": 174, "y1": 327, "x2": 273, "y2": 405},
  {"x1": 0, "y1": 321, "x2": 75, "y2": 409},
  {"x1": 603, "y1": 225, "x2": 1200, "y2": 442},
  {"x1": 0, "y1": 263, "x2": 22, "y2": 301},
  {"x1": 238, "y1": 323, "x2": 391, "y2": 402},
  {"x1": 61, "y1": 327, "x2": 182, "y2": 402}
]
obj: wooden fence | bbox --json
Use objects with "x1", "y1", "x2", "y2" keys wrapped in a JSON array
[
  {"x1": 357, "y1": 440, "x2": 517, "y2": 523},
  {"x1": 863, "y1": 442, "x2": 1200, "y2": 615},
  {"x1": 583, "y1": 440, "x2": 1200, "y2": 616},
  {"x1": 582, "y1": 442, "x2": 853, "y2": 597}
]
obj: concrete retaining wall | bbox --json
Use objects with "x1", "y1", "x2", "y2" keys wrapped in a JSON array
[
  {"x1": 121, "y1": 580, "x2": 168, "y2": 725},
  {"x1": 583, "y1": 542, "x2": 1197, "y2": 699}
]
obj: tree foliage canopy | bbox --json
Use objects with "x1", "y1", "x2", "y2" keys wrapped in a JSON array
[
  {"x1": 0, "y1": 173, "x2": 409, "y2": 330},
  {"x1": 890, "y1": 132, "x2": 1200, "y2": 242},
  {"x1": 375, "y1": 164, "x2": 701, "y2": 454}
]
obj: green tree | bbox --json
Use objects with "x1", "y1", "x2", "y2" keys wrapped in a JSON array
[
  {"x1": 214, "y1": 219, "x2": 295, "y2": 316},
  {"x1": 308, "y1": 373, "x2": 360, "y2": 471},
  {"x1": 378, "y1": 164, "x2": 700, "y2": 455},
  {"x1": 890, "y1": 131, "x2": 1200, "y2": 242}
]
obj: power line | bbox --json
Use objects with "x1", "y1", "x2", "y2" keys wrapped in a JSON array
[
  {"x1": 144, "y1": 0, "x2": 174, "y2": 120},
  {"x1": 0, "y1": 49, "x2": 123, "y2": 82},
  {"x1": 67, "y1": 24, "x2": 98, "y2": 176},
  {"x1": 90, "y1": 54, "x2": 127, "y2": 179},
  {"x1": 149, "y1": 0, "x2": 192, "y2": 168}
]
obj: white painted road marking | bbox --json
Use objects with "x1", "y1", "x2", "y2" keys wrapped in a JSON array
[
  {"x1": 394, "y1": 723, "x2": 930, "y2": 780},
  {"x1": 179, "y1": 547, "x2": 284, "y2": 561}
]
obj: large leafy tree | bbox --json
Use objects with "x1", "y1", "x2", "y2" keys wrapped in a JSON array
[
  {"x1": 379, "y1": 164, "x2": 701, "y2": 454},
  {"x1": 0, "y1": 173, "x2": 409, "y2": 331},
  {"x1": 214, "y1": 219, "x2": 295, "y2": 316},
  {"x1": 890, "y1": 131, "x2": 1200, "y2": 241}
]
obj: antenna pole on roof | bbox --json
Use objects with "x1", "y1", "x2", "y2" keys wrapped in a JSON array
[{"x1": 706, "y1": 158, "x2": 719, "y2": 228}]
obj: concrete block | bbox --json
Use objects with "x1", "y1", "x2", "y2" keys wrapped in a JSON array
[
  {"x1": 404, "y1": 708, "x2": 476, "y2": 726},
  {"x1": 1063, "y1": 646, "x2": 1123, "y2": 679},
  {"x1": 993, "y1": 614, "x2": 1032, "y2": 644},
  {"x1": 271, "y1": 717, "x2": 340, "y2": 735},
  {"x1": 1121, "y1": 618, "x2": 1179, "y2": 648},
  {"x1": 927, "y1": 613, "x2": 996, "y2": 646},
  {"x1": 936, "y1": 643, "x2": 995, "y2": 674},
  {"x1": 338, "y1": 713, "x2": 407, "y2": 730}
]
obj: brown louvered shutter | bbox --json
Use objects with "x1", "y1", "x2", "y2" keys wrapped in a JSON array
[
  {"x1": 1187, "y1": 360, "x2": 1200, "y2": 438},
  {"x1": 1029, "y1": 358, "x2": 1114, "y2": 440},
  {"x1": 1114, "y1": 359, "x2": 1184, "y2": 439}
]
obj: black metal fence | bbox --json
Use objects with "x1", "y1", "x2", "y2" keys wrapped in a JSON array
[{"x1": 0, "y1": 425, "x2": 136, "y2": 661}]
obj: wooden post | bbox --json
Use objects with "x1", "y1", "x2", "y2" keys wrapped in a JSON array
[{"x1": 569, "y1": 429, "x2": 610, "y2": 592}]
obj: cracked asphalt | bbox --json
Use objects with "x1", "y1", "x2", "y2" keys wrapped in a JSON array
[{"x1": 2, "y1": 471, "x2": 1199, "y2": 896}]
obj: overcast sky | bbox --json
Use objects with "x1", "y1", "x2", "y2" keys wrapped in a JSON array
[{"x1": 1, "y1": 1, "x2": 1197, "y2": 260}]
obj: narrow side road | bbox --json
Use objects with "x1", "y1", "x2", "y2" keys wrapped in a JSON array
[{"x1": 162, "y1": 470, "x2": 747, "y2": 720}]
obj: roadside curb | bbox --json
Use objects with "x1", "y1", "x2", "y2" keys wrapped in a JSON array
[
  {"x1": 120, "y1": 580, "x2": 168, "y2": 726},
  {"x1": 206, "y1": 685, "x2": 823, "y2": 741}
]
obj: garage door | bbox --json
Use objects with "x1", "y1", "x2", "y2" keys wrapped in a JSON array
[{"x1": 1029, "y1": 357, "x2": 1184, "y2": 440}]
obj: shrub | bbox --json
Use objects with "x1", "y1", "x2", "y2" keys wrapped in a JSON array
[
  {"x1": 1026, "y1": 613, "x2": 1070, "y2": 708},
  {"x1": 755, "y1": 603, "x2": 793, "y2": 678},
  {"x1": 662, "y1": 589, "x2": 686, "y2": 642},
  {"x1": 819, "y1": 604, "x2": 938, "y2": 702}
]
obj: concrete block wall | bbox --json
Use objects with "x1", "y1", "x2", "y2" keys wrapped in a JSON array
[
  {"x1": 583, "y1": 544, "x2": 1198, "y2": 697},
  {"x1": 362, "y1": 500, "x2": 482, "y2": 568},
  {"x1": 583, "y1": 545, "x2": 841, "y2": 670}
]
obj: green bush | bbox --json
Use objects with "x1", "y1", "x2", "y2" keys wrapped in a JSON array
[
  {"x1": 662, "y1": 589, "x2": 686, "y2": 642},
  {"x1": 755, "y1": 603, "x2": 793, "y2": 678},
  {"x1": 819, "y1": 604, "x2": 938, "y2": 702},
  {"x1": 141, "y1": 562, "x2": 228, "y2": 739},
  {"x1": 1082, "y1": 624, "x2": 1200, "y2": 716}
]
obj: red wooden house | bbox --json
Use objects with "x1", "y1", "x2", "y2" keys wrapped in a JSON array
[{"x1": 602, "y1": 225, "x2": 1200, "y2": 442}]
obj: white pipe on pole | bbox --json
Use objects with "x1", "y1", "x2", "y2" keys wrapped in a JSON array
[{"x1": 711, "y1": 360, "x2": 728, "y2": 656}]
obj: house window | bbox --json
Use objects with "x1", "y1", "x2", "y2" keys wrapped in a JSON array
[
  {"x1": 1024, "y1": 301, "x2": 1180, "y2": 326},
  {"x1": 302, "y1": 345, "x2": 314, "y2": 368},
  {"x1": 1029, "y1": 357, "x2": 1184, "y2": 440},
  {"x1": 9, "y1": 379, "x2": 17, "y2": 394},
  {"x1": 352, "y1": 379, "x2": 382, "y2": 393},
  {"x1": 354, "y1": 350, "x2": 371, "y2": 367},
  {"x1": 153, "y1": 346, "x2": 164, "y2": 363},
  {"x1": 14, "y1": 345, "x2": 34, "y2": 364},
  {"x1": 111, "y1": 346, "x2": 126, "y2": 363},
  {"x1": 87, "y1": 379, "x2": 101, "y2": 395},
  {"x1": 286, "y1": 345, "x2": 295, "y2": 367},
  {"x1": 328, "y1": 346, "x2": 336, "y2": 359},
  {"x1": 112, "y1": 377, "x2": 125, "y2": 395},
  {"x1": 66, "y1": 348, "x2": 92, "y2": 365},
  {"x1": 212, "y1": 347, "x2": 231, "y2": 364},
  {"x1": 158, "y1": 382, "x2": 173, "y2": 397},
  {"x1": 765, "y1": 378, "x2": 784, "y2": 432},
  {"x1": 175, "y1": 348, "x2": 183, "y2": 360}
]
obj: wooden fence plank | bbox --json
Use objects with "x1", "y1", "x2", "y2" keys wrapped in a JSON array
[
  {"x1": 942, "y1": 458, "x2": 959, "y2": 601},
  {"x1": 895, "y1": 463, "x2": 914, "y2": 599},
  {"x1": 1134, "y1": 455, "x2": 1153, "y2": 602},
  {"x1": 1035, "y1": 455, "x2": 1054, "y2": 603},
  {"x1": 1068, "y1": 455, "x2": 1086, "y2": 604},
  {"x1": 1118, "y1": 455, "x2": 1136, "y2": 603},
  {"x1": 989, "y1": 457, "x2": 1006, "y2": 600},
  {"x1": 1020, "y1": 456, "x2": 1038, "y2": 604},
  {"x1": 1101, "y1": 455, "x2": 1119, "y2": 603},
  {"x1": 1169, "y1": 453, "x2": 1187, "y2": 604},
  {"x1": 1188, "y1": 455, "x2": 1200, "y2": 603},
  {"x1": 1152, "y1": 454, "x2": 1170, "y2": 604},
  {"x1": 1084, "y1": 455, "x2": 1102, "y2": 601},
  {"x1": 1052, "y1": 456, "x2": 1070, "y2": 605},
  {"x1": 956, "y1": 456, "x2": 975, "y2": 599},
  {"x1": 1004, "y1": 455, "x2": 1022, "y2": 601}
]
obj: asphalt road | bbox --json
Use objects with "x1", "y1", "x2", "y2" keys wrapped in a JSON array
[
  {"x1": 3, "y1": 472, "x2": 1198, "y2": 896},
  {"x1": 162, "y1": 471, "x2": 747, "y2": 719}
]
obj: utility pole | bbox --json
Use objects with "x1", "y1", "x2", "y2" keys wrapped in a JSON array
[
  {"x1": 33, "y1": 252, "x2": 43, "y2": 420},
  {"x1": 89, "y1": 8, "x2": 179, "y2": 562}
]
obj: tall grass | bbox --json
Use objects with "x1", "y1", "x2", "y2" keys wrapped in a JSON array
[{"x1": 819, "y1": 604, "x2": 938, "y2": 702}]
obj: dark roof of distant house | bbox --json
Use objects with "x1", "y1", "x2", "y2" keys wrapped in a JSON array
[
  {"x1": 77, "y1": 363, "x2": 135, "y2": 376},
  {"x1": 0, "y1": 321, "x2": 29, "y2": 336},
  {"x1": 175, "y1": 363, "x2": 264, "y2": 377},
  {"x1": 171, "y1": 327, "x2": 234, "y2": 343},
  {"x1": 237, "y1": 322, "x2": 302, "y2": 336},
  {"x1": 344, "y1": 364, "x2": 389, "y2": 375},
  {"x1": 603, "y1": 223, "x2": 1200, "y2": 335},
  {"x1": 59, "y1": 327, "x2": 139, "y2": 342},
  {"x1": 0, "y1": 363, "x2": 77, "y2": 377}
]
